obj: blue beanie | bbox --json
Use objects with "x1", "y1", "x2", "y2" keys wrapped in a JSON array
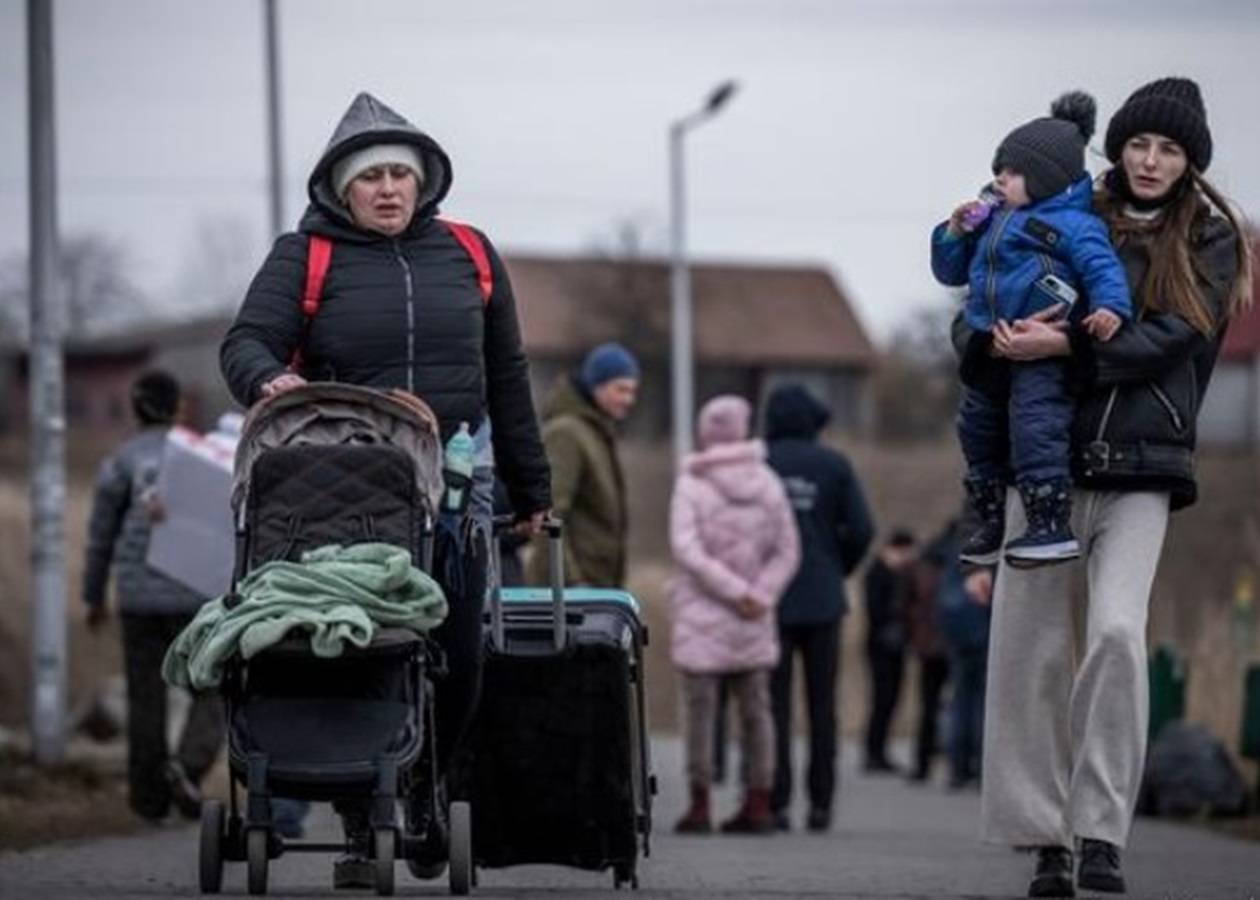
[{"x1": 580, "y1": 342, "x2": 640, "y2": 390}]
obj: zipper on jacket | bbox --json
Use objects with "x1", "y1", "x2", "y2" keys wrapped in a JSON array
[
  {"x1": 1095, "y1": 387, "x2": 1118, "y2": 442},
  {"x1": 984, "y1": 209, "x2": 1014, "y2": 323},
  {"x1": 1085, "y1": 386, "x2": 1120, "y2": 475},
  {"x1": 392, "y1": 239, "x2": 416, "y2": 393},
  {"x1": 1148, "y1": 382, "x2": 1186, "y2": 433}
]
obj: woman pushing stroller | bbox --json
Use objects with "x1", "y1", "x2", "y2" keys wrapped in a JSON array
[{"x1": 220, "y1": 91, "x2": 550, "y2": 887}]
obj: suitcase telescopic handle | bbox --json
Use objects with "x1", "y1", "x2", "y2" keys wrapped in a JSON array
[{"x1": 490, "y1": 514, "x2": 566, "y2": 653}]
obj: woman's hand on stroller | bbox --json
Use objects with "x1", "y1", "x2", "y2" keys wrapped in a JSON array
[{"x1": 260, "y1": 372, "x2": 308, "y2": 399}]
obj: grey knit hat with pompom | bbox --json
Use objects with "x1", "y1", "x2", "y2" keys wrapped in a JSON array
[{"x1": 993, "y1": 91, "x2": 1097, "y2": 201}]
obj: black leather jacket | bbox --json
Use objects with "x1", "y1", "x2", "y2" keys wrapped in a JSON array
[{"x1": 953, "y1": 209, "x2": 1241, "y2": 511}]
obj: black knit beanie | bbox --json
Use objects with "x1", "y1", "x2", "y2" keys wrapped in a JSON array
[
  {"x1": 993, "y1": 91, "x2": 1097, "y2": 202},
  {"x1": 131, "y1": 370, "x2": 180, "y2": 425},
  {"x1": 1104, "y1": 77, "x2": 1212, "y2": 172}
]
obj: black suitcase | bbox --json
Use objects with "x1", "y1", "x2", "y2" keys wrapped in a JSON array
[{"x1": 465, "y1": 520, "x2": 654, "y2": 889}]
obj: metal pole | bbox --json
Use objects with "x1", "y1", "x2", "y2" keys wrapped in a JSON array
[
  {"x1": 668, "y1": 123, "x2": 694, "y2": 463},
  {"x1": 27, "y1": 0, "x2": 67, "y2": 766},
  {"x1": 263, "y1": 0, "x2": 284, "y2": 237}
]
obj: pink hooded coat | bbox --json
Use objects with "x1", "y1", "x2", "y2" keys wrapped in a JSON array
[{"x1": 668, "y1": 396, "x2": 801, "y2": 674}]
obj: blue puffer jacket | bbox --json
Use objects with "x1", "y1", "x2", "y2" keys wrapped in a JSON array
[{"x1": 931, "y1": 175, "x2": 1131, "y2": 332}]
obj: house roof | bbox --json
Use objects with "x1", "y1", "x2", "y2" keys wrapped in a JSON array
[
  {"x1": 504, "y1": 255, "x2": 876, "y2": 368},
  {"x1": 1220, "y1": 238, "x2": 1260, "y2": 362}
]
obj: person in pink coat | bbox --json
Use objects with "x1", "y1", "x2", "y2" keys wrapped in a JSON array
[{"x1": 669, "y1": 395, "x2": 801, "y2": 834}]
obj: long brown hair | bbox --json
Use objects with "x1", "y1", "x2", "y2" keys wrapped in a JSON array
[{"x1": 1095, "y1": 171, "x2": 1253, "y2": 335}]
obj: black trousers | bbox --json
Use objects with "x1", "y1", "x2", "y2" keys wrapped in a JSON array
[
  {"x1": 120, "y1": 613, "x2": 226, "y2": 819},
  {"x1": 430, "y1": 532, "x2": 487, "y2": 775},
  {"x1": 864, "y1": 643, "x2": 905, "y2": 766},
  {"x1": 770, "y1": 620, "x2": 841, "y2": 814},
  {"x1": 913, "y1": 654, "x2": 951, "y2": 778}
]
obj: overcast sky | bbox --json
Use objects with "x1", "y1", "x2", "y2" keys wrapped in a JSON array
[{"x1": 1, "y1": 0, "x2": 1257, "y2": 342}]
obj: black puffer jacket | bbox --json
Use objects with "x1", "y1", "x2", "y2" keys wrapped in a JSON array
[
  {"x1": 765, "y1": 385, "x2": 874, "y2": 624},
  {"x1": 220, "y1": 93, "x2": 549, "y2": 515},
  {"x1": 953, "y1": 206, "x2": 1241, "y2": 510}
]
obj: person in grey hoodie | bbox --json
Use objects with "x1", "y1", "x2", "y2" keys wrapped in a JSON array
[
  {"x1": 83, "y1": 370, "x2": 225, "y2": 823},
  {"x1": 763, "y1": 383, "x2": 874, "y2": 832}
]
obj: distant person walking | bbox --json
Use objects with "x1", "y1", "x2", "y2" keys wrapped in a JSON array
[
  {"x1": 669, "y1": 396, "x2": 800, "y2": 835},
  {"x1": 931, "y1": 520, "x2": 993, "y2": 790},
  {"x1": 764, "y1": 383, "x2": 874, "y2": 832},
  {"x1": 902, "y1": 522, "x2": 953, "y2": 785},
  {"x1": 953, "y1": 78, "x2": 1252, "y2": 895},
  {"x1": 82, "y1": 370, "x2": 226, "y2": 824},
  {"x1": 529, "y1": 342, "x2": 639, "y2": 587},
  {"x1": 862, "y1": 529, "x2": 917, "y2": 774}
]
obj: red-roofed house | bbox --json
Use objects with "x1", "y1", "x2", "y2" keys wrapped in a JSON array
[{"x1": 1198, "y1": 238, "x2": 1260, "y2": 445}]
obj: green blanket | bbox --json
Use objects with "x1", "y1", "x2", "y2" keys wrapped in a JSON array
[{"x1": 162, "y1": 542, "x2": 447, "y2": 690}]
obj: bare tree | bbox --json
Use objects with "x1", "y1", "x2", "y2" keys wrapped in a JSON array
[
  {"x1": 575, "y1": 216, "x2": 669, "y2": 360},
  {"x1": 0, "y1": 233, "x2": 150, "y2": 341},
  {"x1": 175, "y1": 214, "x2": 261, "y2": 314},
  {"x1": 872, "y1": 299, "x2": 962, "y2": 442}
]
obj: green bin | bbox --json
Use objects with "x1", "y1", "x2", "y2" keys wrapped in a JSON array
[
  {"x1": 1241, "y1": 664, "x2": 1260, "y2": 761},
  {"x1": 1148, "y1": 644, "x2": 1186, "y2": 743}
]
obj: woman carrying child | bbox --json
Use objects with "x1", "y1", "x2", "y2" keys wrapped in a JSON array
[{"x1": 953, "y1": 78, "x2": 1252, "y2": 896}]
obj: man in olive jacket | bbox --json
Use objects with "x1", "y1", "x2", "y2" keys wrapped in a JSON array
[{"x1": 528, "y1": 343, "x2": 639, "y2": 587}]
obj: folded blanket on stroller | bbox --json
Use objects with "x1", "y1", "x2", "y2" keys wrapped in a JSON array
[{"x1": 162, "y1": 542, "x2": 447, "y2": 690}]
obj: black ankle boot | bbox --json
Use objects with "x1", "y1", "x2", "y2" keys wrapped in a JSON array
[
  {"x1": 961, "y1": 476, "x2": 1006, "y2": 565},
  {"x1": 1029, "y1": 845, "x2": 1074, "y2": 897},
  {"x1": 1006, "y1": 478, "x2": 1080, "y2": 568},
  {"x1": 1078, "y1": 839, "x2": 1125, "y2": 893}
]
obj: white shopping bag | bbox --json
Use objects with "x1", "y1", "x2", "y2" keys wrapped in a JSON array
[{"x1": 145, "y1": 424, "x2": 237, "y2": 598}]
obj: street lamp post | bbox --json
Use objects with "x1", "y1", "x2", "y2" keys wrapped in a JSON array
[
  {"x1": 669, "y1": 80, "x2": 737, "y2": 463},
  {"x1": 263, "y1": 0, "x2": 284, "y2": 238},
  {"x1": 27, "y1": 0, "x2": 67, "y2": 765}
]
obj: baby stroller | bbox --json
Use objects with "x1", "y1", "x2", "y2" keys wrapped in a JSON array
[{"x1": 197, "y1": 384, "x2": 474, "y2": 897}]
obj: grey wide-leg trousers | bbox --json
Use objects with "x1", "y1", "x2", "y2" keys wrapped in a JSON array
[{"x1": 981, "y1": 489, "x2": 1169, "y2": 848}]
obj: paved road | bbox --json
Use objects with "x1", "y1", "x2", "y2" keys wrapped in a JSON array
[{"x1": 1, "y1": 738, "x2": 1256, "y2": 899}]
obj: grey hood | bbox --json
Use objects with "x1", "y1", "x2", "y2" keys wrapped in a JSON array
[{"x1": 303, "y1": 92, "x2": 453, "y2": 238}]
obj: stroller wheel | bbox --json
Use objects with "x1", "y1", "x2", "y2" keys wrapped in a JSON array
[
  {"x1": 373, "y1": 828, "x2": 395, "y2": 896},
  {"x1": 199, "y1": 800, "x2": 225, "y2": 894},
  {"x1": 448, "y1": 801, "x2": 473, "y2": 896},
  {"x1": 246, "y1": 828, "x2": 269, "y2": 895}
]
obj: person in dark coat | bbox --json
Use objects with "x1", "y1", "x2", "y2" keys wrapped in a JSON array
[
  {"x1": 903, "y1": 522, "x2": 954, "y2": 784},
  {"x1": 764, "y1": 383, "x2": 874, "y2": 832},
  {"x1": 938, "y1": 549, "x2": 993, "y2": 791},
  {"x1": 862, "y1": 529, "x2": 917, "y2": 774},
  {"x1": 82, "y1": 371, "x2": 226, "y2": 824},
  {"x1": 219, "y1": 92, "x2": 551, "y2": 888}
]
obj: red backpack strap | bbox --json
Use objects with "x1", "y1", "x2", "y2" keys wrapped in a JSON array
[
  {"x1": 289, "y1": 235, "x2": 334, "y2": 370},
  {"x1": 438, "y1": 218, "x2": 493, "y2": 304}
]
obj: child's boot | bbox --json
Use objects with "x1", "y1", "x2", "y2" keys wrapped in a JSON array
[
  {"x1": 674, "y1": 784, "x2": 712, "y2": 834},
  {"x1": 960, "y1": 476, "x2": 1007, "y2": 565},
  {"x1": 1004, "y1": 478, "x2": 1080, "y2": 568},
  {"x1": 719, "y1": 788, "x2": 775, "y2": 834}
]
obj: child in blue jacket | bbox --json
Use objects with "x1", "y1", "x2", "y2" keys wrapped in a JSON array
[{"x1": 931, "y1": 92, "x2": 1131, "y2": 568}]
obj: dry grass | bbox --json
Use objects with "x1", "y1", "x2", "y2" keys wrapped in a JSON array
[
  {"x1": 0, "y1": 441, "x2": 123, "y2": 728},
  {"x1": 0, "y1": 747, "x2": 140, "y2": 851}
]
